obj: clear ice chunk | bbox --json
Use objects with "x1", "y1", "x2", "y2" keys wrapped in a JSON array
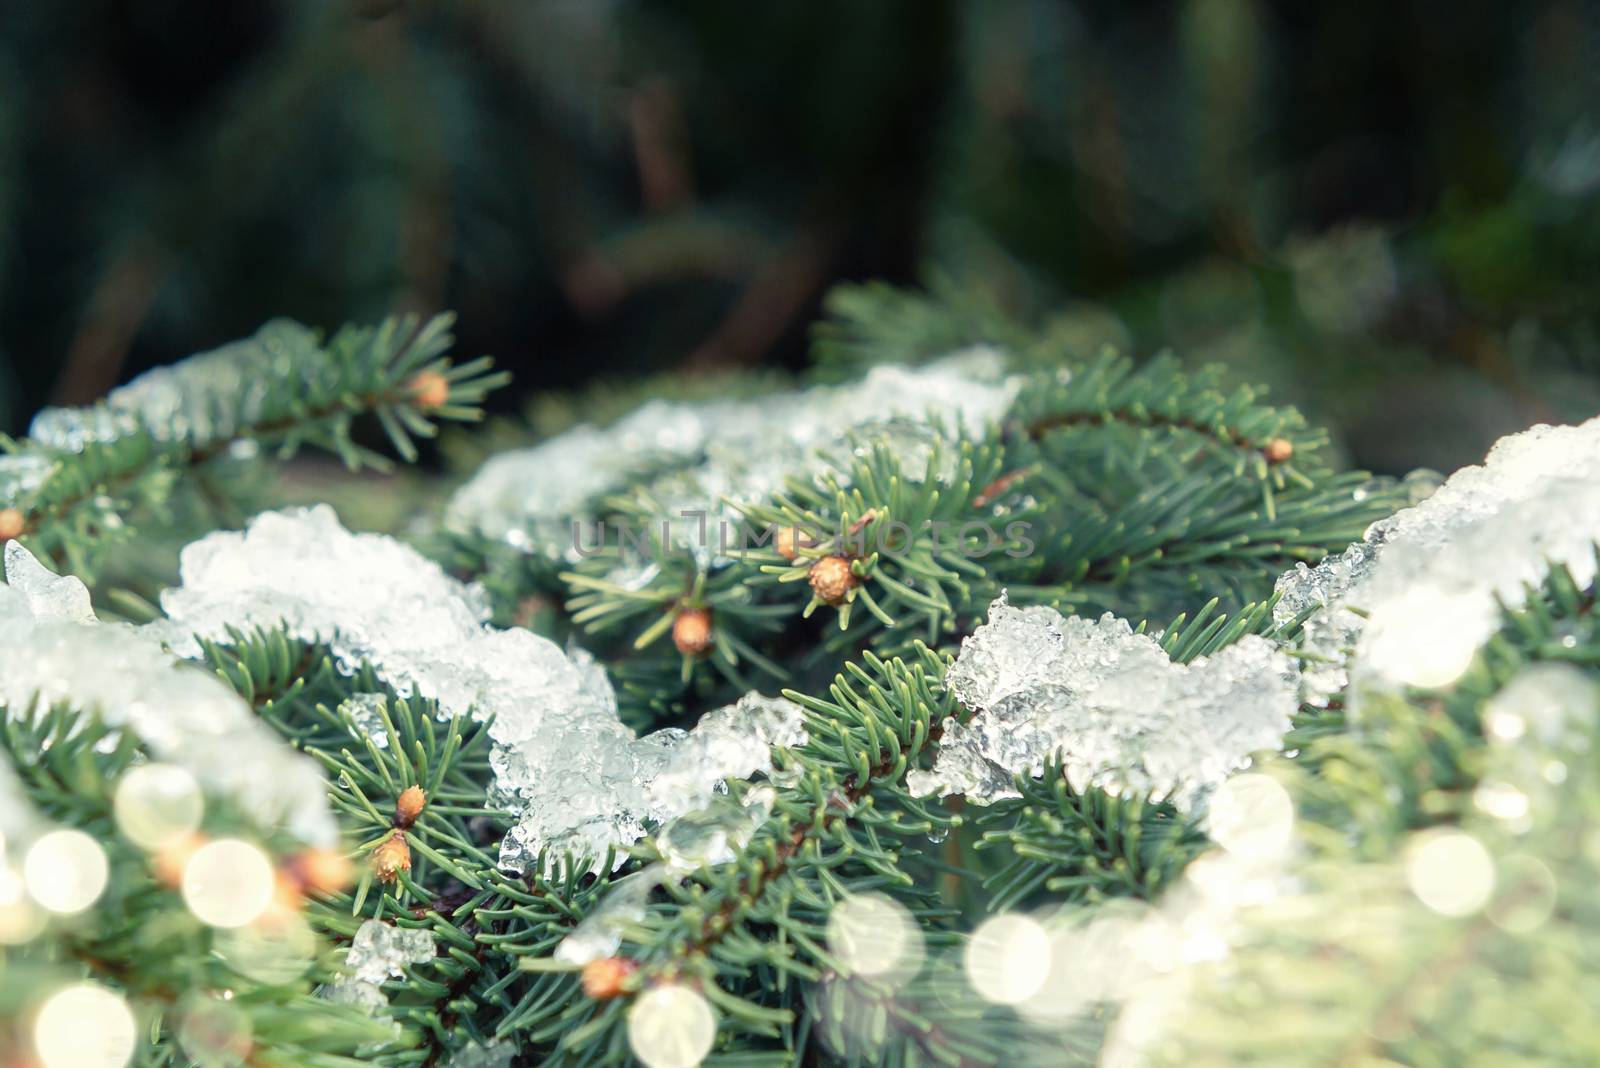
[
  {"x1": 338, "y1": 693, "x2": 390, "y2": 748},
  {"x1": 0, "y1": 543, "x2": 337, "y2": 845},
  {"x1": 645, "y1": 694, "x2": 807, "y2": 813},
  {"x1": 4, "y1": 541, "x2": 96, "y2": 624},
  {"x1": 1275, "y1": 415, "x2": 1600, "y2": 706},
  {"x1": 555, "y1": 786, "x2": 778, "y2": 965},
  {"x1": 322, "y1": 919, "x2": 437, "y2": 1022},
  {"x1": 913, "y1": 594, "x2": 1299, "y2": 812},
  {"x1": 446, "y1": 1042, "x2": 517, "y2": 1068},
  {"x1": 655, "y1": 786, "x2": 776, "y2": 871},
  {"x1": 555, "y1": 866, "x2": 662, "y2": 965},
  {"x1": 344, "y1": 919, "x2": 437, "y2": 984},
  {"x1": 322, "y1": 977, "x2": 390, "y2": 1014},
  {"x1": 155, "y1": 507, "x2": 809, "y2": 872}
]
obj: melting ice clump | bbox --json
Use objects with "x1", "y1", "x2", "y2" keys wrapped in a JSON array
[
  {"x1": 1275, "y1": 416, "x2": 1600, "y2": 705},
  {"x1": 325, "y1": 919, "x2": 436, "y2": 1014},
  {"x1": 0, "y1": 542, "x2": 336, "y2": 845},
  {"x1": 444, "y1": 348, "x2": 1021, "y2": 561},
  {"x1": 909, "y1": 595, "x2": 1298, "y2": 812},
  {"x1": 155, "y1": 506, "x2": 807, "y2": 871}
]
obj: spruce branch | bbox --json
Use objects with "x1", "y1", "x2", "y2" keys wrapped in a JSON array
[{"x1": 3, "y1": 312, "x2": 506, "y2": 580}]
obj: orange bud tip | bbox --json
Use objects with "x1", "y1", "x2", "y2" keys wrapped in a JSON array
[
  {"x1": 0, "y1": 508, "x2": 23, "y2": 542},
  {"x1": 581, "y1": 956, "x2": 639, "y2": 1000},
  {"x1": 672, "y1": 607, "x2": 714, "y2": 657},
  {"x1": 1263, "y1": 438, "x2": 1294, "y2": 464},
  {"x1": 395, "y1": 785, "x2": 427, "y2": 828},
  {"x1": 407, "y1": 370, "x2": 451, "y2": 410}
]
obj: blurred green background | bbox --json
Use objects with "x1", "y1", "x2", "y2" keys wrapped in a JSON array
[{"x1": 2, "y1": 0, "x2": 1597, "y2": 476}]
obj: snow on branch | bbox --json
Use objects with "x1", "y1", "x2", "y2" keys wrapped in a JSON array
[
  {"x1": 1276, "y1": 415, "x2": 1600, "y2": 705},
  {"x1": 444, "y1": 349, "x2": 1021, "y2": 561},
  {"x1": 910, "y1": 594, "x2": 1300, "y2": 812},
  {"x1": 0, "y1": 542, "x2": 337, "y2": 844},
  {"x1": 154, "y1": 506, "x2": 807, "y2": 871}
]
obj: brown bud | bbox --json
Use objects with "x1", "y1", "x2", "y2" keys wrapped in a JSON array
[
  {"x1": 407, "y1": 370, "x2": 451, "y2": 410},
  {"x1": 394, "y1": 785, "x2": 427, "y2": 829},
  {"x1": 774, "y1": 526, "x2": 806, "y2": 562},
  {"x1": 152, "y1": 832, "x2": 207, "y2": 888},
  {"x1": 672, "y1": 607, "x2": 713, "y2": 657},
  {"x1": 973, "y1": 469, "x2": 1027, "y2": 509},
  {"x1": 287, "y1": 848, "x2": 354, "y2": 896},
  {"x1": 372, "y1": 832, "x2": 412, "y2": 883},
  {"x1": 0, "y1": 508, "x2": 22, "y2": 543},
  {"x1": 580, "y1": 956, "x2": 638, "y2": 1000},
  {"x1": 1263, "y1": 438, "x2": 1294, "y2": 464},
  {"x1": 808, "y1": 555, "x2": 857, "y2": 606}
]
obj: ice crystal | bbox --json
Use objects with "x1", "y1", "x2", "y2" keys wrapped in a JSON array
[
  {"x1": 0, "y1": 543, "x2": 336, "y2": 845},
  {"x1": 338, "y1": 693, "x2": 390, "y2": 749},
  {"x1": 322, "y1": 920, "x2": 437, "y2": 1020},
  {"x1": 345, "y1": 920, "x2": 436, "y2": 984},
  {"x1": 645, "y1": 695, "x2": 807, "y2": 813},
  {"x1": 495, "y1": 691, "x2": 805, "y2": 873},
  {"x1": 910, "y1": 595, "x2": 1298, "y2": 812},
  {"x1": 28, "y1": 320, "x2": 316, "y2": 452},
  {"x1": 654, "y1": 786, "x2": 776, "y2": 871},
  {"x1": 556, "y1": 867, "x2": 660, "y2": 965},
  {"x1": 445, "y1": 349, "x2": 1021, "y2": 560},
  {"x1": 555, "y1": 786, "x2": 778, "y2": 965},
  {"x1": 155, "y1": 507, "x2": 808, "y2": 871},
  {"x1": 446, "y1": 1042, "x2": 517, "y2": 1068},
  {"x1": 5, "y1": 542, "x2": 95, "y2": 624},
  {"x1": 1275, "y1": 416, "x2": 1600, "y2": 705}
]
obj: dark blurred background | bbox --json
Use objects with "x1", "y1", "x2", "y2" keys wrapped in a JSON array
[{"x1": 2, "y1": 0, "x2": 1598, "y2": 475}]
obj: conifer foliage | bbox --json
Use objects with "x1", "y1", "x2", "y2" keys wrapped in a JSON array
[{"x1": 0, "y1": 289, "x2": 1596, "y2": 1067}]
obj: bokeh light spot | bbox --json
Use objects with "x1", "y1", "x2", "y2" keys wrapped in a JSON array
[
  {"x1": 24, "y1": 830, "x2": 108, "y2": 915},
  {"x1": 963, "y1": 912, "x2": 1050, "y2": 1004},
  {"x1": 114, "y1": 764, "x2": 204, "y2": 851},
  {"x1": 182, "y1": 839, "x2": 274, "y2": 928},
  {"x1": 1407, "y1": 831, "x2": 1494, "y2": 916},
  {"x1": 33, "y1": 983, "x2": 136, "y2": 1068},
  {"x1": 825, "y1": 892, "x2": 924, "y2": 984},
  {"x1": 626, "y1": 984, "x2": 716, "y2": 1068}
]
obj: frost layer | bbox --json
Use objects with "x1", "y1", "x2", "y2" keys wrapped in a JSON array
[
  {"x1": 910, "y1": 595, "x2": 1299, "y2": 811},
  {"x1": 29, "y1": 320, "x2": 318, "y2": 452},
  {"x1": 1275, "y1": 416, "x2": 1600, "y2": 704},
  {"x1": 444, "y1": 348, "x2": 1021, "y2": 560},
  {"x1": 0, "y1": 542, "x2": 336, "y2": 845},
  {"x1": 155, "y1": 506, "x2": 807, "y2": 870}
]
